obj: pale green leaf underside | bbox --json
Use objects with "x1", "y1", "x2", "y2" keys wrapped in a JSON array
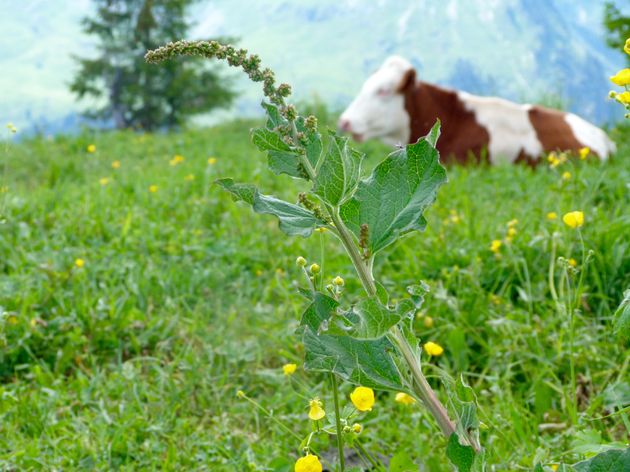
[
  {"x1": 339, "y1": 122, "x2": 446, "y2": 254},
  {"x1": 574, "y1": 448, "x2": 630, "y2": 472},
  {"x1": 216, "y1": 178, "x2": 325, "y2": 237}
]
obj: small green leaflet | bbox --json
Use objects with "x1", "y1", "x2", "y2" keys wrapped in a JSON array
[
  {"x1": 339, "y1": 121, "x2": 447, "y2": 255},
  {"x1": 446, "y1": 433, "x2": 475, "y2": 472},
  {"x1": 613, "y1": 289, "x2": 630, "y2": 342},
  {"x1": 313, "y1": 131, "x2": 362, "y2": 206},
  {"x1": 216, "y1": 178, "x2": 325, "y2": 237}
]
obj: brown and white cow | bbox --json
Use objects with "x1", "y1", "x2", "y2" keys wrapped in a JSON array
[{"x1": 338, "y1": 56, "x2": 615, "y2": 164}]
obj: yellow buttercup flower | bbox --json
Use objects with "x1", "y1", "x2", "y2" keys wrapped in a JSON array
[
  {"x1": 547, "y1": 212, "x2": 558, "y2": 220},
  {"x1": 424, "y1": 341, "x2": 444, "y2": 356},
  {"x1": 395, "y1": 392, "x2": 416, "y2": 405},
  {"x1": 149, "y1": 185, "x2": 158, "y2": 193},
  {"x1": 490, "y1": 239, "x2": 502, "y2": 253},
  {"x1": 562, "y1": 171, "x2": 571, "y2": 181},
  {"x1": 308, "y1": 398, "x2": 325, "y2": 420},
  {"x1": 184, "y1": 174, "x2": 195, "y2": 181},
  {"x1": 75, "y1": 258, "x2": 85, "y2": 268},
  {"x1": 615, "y1": 91, "x2": 630, "y2": 105},
  {"x1": 282, "y1": 363, "x2": 297, "y2": 376},
  {"x1": 86, "y1": 144, "x2": 96, "y2": 153},
  {"x1": 111, "y1": 160, "x2": 121, "y2": 169},
  {"x1": 294, "y1": 454, "x2": 322, "y2": 472},
  {"x1": 568, "y1": 258, "x2": 577, "y2": 267},
  {"x1": 563, "y1": 211, "x2": 584, "y2": 229},
  {"x1": 507, "y1": 219, "x2": 518, "y2": 228},
  {"x1": 610, "y1": 68, "x2": 630, "y2": 87},
  {"x1": 507, "y1": 227, "x2": 517, "y2": 237},
  {"x1": 170, "y1": 155, "x2": 185, "y2": 166},
  {"x1": 99, "y1": 177, "x2": 110, "y2": 186},
  {"x1": 208, "y1": 157, "x2": 217, "y2": 165},
  {"x1": 350, "y1": 386, "x2": 375, "y2": 412},
  {"x1": 578, "y1": 147, "x2": 590, "y2": 160}
]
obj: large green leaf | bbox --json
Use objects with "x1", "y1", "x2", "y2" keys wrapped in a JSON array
[
  {"x1": 446, "y1": 433, "x2": 475, "y2": 472},
  {"x1": 339, "y1": 122, "x2": 446, "y2": 254},
  {"x1": 302, "y1": 328, "x2": 404, "y2": 391},
  {"x1": 299, "y1": 292, "x2": 339, "y2": 332},
  {"x1": 216, "y1": 178, "x2": 325, "y2": 237},
  {"x1": 313, "y1": 132, "x2": 362, "y2": 206},
  {"x1": 344, "y1": 298, "x2": 410, "y2": 340},
  {"x1": 573, "y1": 448, "x2": 630, "y2": 472}
]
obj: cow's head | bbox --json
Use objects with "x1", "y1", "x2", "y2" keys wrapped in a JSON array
[{"x1": 338, "y1": 56, "x2": 416, "y2": 146}]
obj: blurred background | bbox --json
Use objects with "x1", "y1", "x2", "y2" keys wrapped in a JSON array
[{"x1": 2, "y1": 0, "x2": 629, "y2": 136}]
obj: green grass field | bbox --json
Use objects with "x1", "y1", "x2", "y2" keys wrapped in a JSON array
[{"x1": 1, "y1": 119, "x2": 629, "y2": 471}]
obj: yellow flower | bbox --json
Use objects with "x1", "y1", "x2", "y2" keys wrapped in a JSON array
[
  {"x1": 424, "y1": 341, "x2": 444, "y2": 356},
  {"x1": 208, "y1": 157, "x2": 217, "y2": 165},
  {"x1": 111, "y1": 160, "x2": 121, "y2": 169},
  {"x1": 568, "y1": 258, "x2": 577, "y2": 267},
  {"x1": 352, "y1": 423, "x2": 363, "y2": 433},
  {"x1": 423, "y1": 315, "x2": 434, "y2": 328},
  {"x1": 7, "y1": 315, "x2": 18, "y2": 325},
  {"x1": 255, "y1": 269, "x2": 263, "y2": 277},
  {"x1": 507, "y1": 227, "x2": 517, "y2": 237},
  {"x1": 236, "y1": 390, "x2": 245, "y2": 398},
  {"x1": 625, "y1": 38, "x2": 630, "y2": 55},
  {"x1": 350, "y1": 386, "x2": 375, "y2": 412},
  {"x1": 282, "y1": 363, "x2": 297, "y2": 376},
  {"x1": 75, "y1": 258, "x2": 85, "y2": 268},
  {"x1": 87, "y1": 144, "x2": 96, "y2": 153},
  {"x1": 507, "y1": 219, "x2": 518, "y2": 227},
  {"x1": 547, "y1": 212, "x2": 558, "y2": 220},
  {"x1": 332, "y1": 276, "x2": 344, "y2": 286},
  {"x1": 395, "y1": 392, "x2": 416, "y2": 405},
  {"x1": 562, "y1": 211, "x2": 584, "y2": 229},
  {"x1": 294, "y1": 454, "x2": 322, "y2": 472},
  {"x1": 149, "y1": 185, "x2": 159, "y2": 193},
  {"x1": 6, "y1": 123, "x2": 17, "y2": 134},
  {"x1": 99, "y1": 177, "x2": 110, "y2": 186},
  {"x1": 579, "y1": 147, "x2": 590, "y2": 160},
  {"x1": 296, "y1": 256, "x2": 307, "y2": 267},
  {"x1": 615, "y1": 91, "x2": 630, "y2": 105},
  {"x1": 490, "y1": 239, "x2": 502, "y2": 253},
  {"x1": 562, "y1": 171, "x2": 571, "y2": 181},
  {"x1": 309, "y1": 263, "x2": 320, "y2": 274},
  {"x1": 184, "y1": 174, "x2": 195, "y2": 181},
  {"x1": 551, "y1": 465, "x2": 559, "y2": 472},
  {"x1": 30, "y1": 318, "x2": 38, "y2": 328},
  {"x1": 610, "y1": 68, "x2": 630, "y2": 87},
  {"x1": 170, "y1": 155, "x2": 185, "y2": 166},
  {"x1": 308, "y1": 398, "x2": 325, "y2": 420}
]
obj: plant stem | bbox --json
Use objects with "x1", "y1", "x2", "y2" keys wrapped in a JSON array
[{"x1": 330, "y1": 374, "x2": 346, "y2": 472}]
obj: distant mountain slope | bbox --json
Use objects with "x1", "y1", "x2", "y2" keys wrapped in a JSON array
[{"x1": 1, "y1": 0, "x2": 627, "y2": 134}]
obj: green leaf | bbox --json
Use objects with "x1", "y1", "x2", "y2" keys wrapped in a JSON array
[
  {"x1": 216, "y1": 178, "x2": 325, "y2": 237},
  {"x1": 313, "y1": 132, "x2": 362, "y2": 206},
  {"x1": 389, "y1": 451, "x2": 416, "y2": 472},
  {"x1": 300, "y1": 292, "x2": 339, "y2": 333},
  {"x1": 303, "y1": 328, "x2": 404, "y2": 390},
  {"x1": 446, "y1": 433, "x2": 475, "y2": 472},
  {"x1": 344, "y1": 298, "x2": 403, "y2": 340},
  {"x1": 339, "y1": 122, "x2": 446, "y2": 255},
  {"x1": 295, "y1": 116, "x2": 323, "y2": 169},
  {"x1": 261, "y1": 101, "x2": 286, "y2": 128},
  {"x1": 251, "y1": 127, "x2": 304, "y2": 179},
  {"x1": 573, "y1": 448, "x2": 630, "y2": 472},
  {"x1": 613, "y1": 289, "x2": 630, "y2": 342}
]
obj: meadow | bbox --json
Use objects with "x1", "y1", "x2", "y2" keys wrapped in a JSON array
[{"x1": 0, "y1": 117, "x2": 629, "y2": 471}]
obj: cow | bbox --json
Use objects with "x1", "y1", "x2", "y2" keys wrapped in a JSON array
[{"x1": 338, "y1": 56, "x2": 616, "y2": 164}]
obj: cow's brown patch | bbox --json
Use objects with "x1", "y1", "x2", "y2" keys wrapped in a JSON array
[
  {"x1": 528, "y1": 106, "x2": 585, "y2": 154},
  {"x1": 401, "y1": 80, "x2": 490, "y2": 164}
]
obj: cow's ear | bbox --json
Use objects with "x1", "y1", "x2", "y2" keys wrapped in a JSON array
[{"x1": 396, "y1": 69, "x2": 416, "y2": 93}]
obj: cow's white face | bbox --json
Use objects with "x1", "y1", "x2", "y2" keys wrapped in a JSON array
[{"x1": 338, "y1": 56, "x2": 414, "y2": 146}]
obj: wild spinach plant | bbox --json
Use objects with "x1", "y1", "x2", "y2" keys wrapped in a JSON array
[{"x1": 146, "y1": 40, "x2": 482, "y2": 470}]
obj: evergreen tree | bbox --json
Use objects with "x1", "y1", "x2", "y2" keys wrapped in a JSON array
[
  {"x1": 603, "y1": 2, "x2": 630, "y2": 65},
  {"x1": 70, "y1": 0, "x2": 236, "y2": 131}
]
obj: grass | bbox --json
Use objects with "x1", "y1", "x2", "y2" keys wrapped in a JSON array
[{"x1": 0, "y1": 119, "x2": 628, "y2": 471}]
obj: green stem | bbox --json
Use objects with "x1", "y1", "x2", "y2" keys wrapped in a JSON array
[
  {"x1": 330, "y1": 374, "x2": 346, "y2": 472},
  {"x1": 354, "y1": 440, "x2": 383, "y2": 470}
]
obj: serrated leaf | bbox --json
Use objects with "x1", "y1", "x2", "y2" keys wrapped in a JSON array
[
  {"x1": 216, "y1": 178, "x2": 325, "y2": 237},
  {"x1": 573, "y1": 448, "x2": 630, "y2": 472},
  {"x1": 446, "y1": 433, "x2": 475, "y2": 472},
  {"x1": 313, "y1": 132, "x2": 362, "y2": 206},
  {"x1": 339, "y1": 122, "x2": 446, "y2": 255},
  {"x1": 613, "y1": 289, "x2": 630, "y2": 342},
  {"x1": 295, "y1": 116, "x2": 323, "y2": 169},
  {"x1": 261, "y1": 101, "x2": 287, "y2": 128},
  {"x1": 343, "y1": 298, "x2": 403, "y2": 340},
  {"x1": 251, "y1": 127, "x2": 304, "y2": 179},
  {"x1": 300, "y1": 292, "x2": 339, "y2": 332},
  {"x1": 303, "y1": 328, "x2": 404, "y2": 391}
]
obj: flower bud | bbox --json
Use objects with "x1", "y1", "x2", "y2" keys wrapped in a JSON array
[
  {"x1": 296, "y1": 256, "x2": 307, "y2": 267},
  {"x1": 309, "y1": 263, "x2": 320, "y2": 274},
  {"x1": 332, "y1": 276, "x2": 344, "y2": 286}
]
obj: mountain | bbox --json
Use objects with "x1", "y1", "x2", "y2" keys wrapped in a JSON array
[{"x1": 1, "y1": 0, "x2": 627, "y2": 135}]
